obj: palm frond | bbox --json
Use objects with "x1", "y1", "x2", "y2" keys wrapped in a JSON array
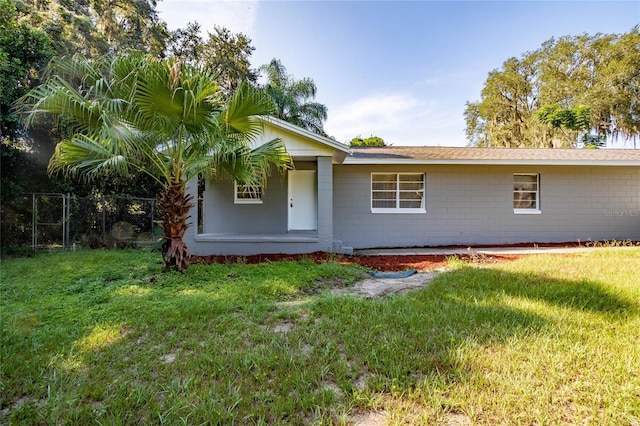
[
  {"x1": 246, "y1": 137, "x2": 291, "y2": 183},
  {"x1": 134, "y1": 61, "x2": 183, "y2": 130},
  {"x1": 18, "y1": 76, "x2": 102, "y2": 131},
  {"x1": 257, "y1": 58, "x2": 327, "y2": 135},
  {"x1": 220, "y1": 81, "x2": 276, "y2": 139},
  {"x1": 290, "y1": 78, "x2": 317, "y2": 100},
  {"x1": 21, "y1": 52, "x2": 290, "y2": 193},
  {"x1": 297, "y1": 102, "x2": 328, "y2": 133},
  {"x1": 45, "y1": 55, "x2": 102, "y2": 89},
  {"x1": 132, "y1": 59, "x2": 223, "y2": 140},
  {"x1": 259, "y1": 59, "x2": 289, "y2": 89},
  {"x1": 199, "y1": 137, "x2": 290, "y2": 186},
  {"x1": 209, "y1": 144, "x2": 251, "y2": 183},
  {"x1": 48, "y1": 134, "x2": 131, "y2": 180}
]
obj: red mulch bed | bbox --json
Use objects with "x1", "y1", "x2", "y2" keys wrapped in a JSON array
[
  {"x1": 191, "y1": 252, "x2": 522, "y2": 272},
  {"x1": 191, "y1": 241, "x2": 636, "y2": 271}
]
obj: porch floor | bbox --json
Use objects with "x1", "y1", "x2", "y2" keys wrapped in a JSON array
[{"x1": 194, "y1": 231, "x2": 318, "y2": 243}]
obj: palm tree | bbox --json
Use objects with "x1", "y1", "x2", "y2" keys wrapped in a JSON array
[
  {"x1": 19, "y1": 53, "x2": 290, "y2": 271},
  {"x1": 259, "y1": 59, "x2": 328, "y2": 135}
]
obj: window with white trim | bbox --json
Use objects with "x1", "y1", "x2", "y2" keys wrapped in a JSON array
[
  {"x1": 234, "y1": 181, "x2": 263, "y2": 204},
  {"x1": 371, "y1": 173, "x2": 426, "y2": 213},
  {"x1": 513, "y1": 174, "x2": 540, "y2": 213}
]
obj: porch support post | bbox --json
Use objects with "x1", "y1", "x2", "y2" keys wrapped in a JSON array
[{"x1": 316, "y1": 156, "x2": 333, "y2": 252}]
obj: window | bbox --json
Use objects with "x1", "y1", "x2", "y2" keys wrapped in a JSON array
[
  {"x1": 371, "y1": 173, "x2": 425, "y2": 213},
  {"x1": 234, "y1": 181, "x2": 263, "y2": 204},
  {"x1": 513, "y1": 174, "x2": 540, "y2": 213}
]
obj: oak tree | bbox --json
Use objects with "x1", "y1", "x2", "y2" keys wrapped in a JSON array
[{"x1": 465, "y1": 27, "x2": 640, "y2": 148}]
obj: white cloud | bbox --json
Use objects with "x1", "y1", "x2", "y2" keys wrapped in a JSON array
[
  {"x1": 326, "y1": 93, "x2": 422, "y2": 142},
  {"x1": 156, "y1": 0, "x2": 258, "y2": 37},
  {"x1": 325, "y1": 91, "x2": 468, "y2": 146}
]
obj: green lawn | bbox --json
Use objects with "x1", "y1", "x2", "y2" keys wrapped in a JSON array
[{"x1": 1, "y1": 248, "x2": 639, "y2": 425}]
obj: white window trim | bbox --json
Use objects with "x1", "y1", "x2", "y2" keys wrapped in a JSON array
[
  {"x1": 513, "y1": 173, "x2": 540, "y2": 214},
  {"x1": 513, "y1": 208, "x2": 542, "y2": 215},
  {"x1": 371, "y1": 208, "x2": 427, "y2": 214},
  {"x1": 234, "y1": 181, "x2": 263, "y2": 204},
  {"x1": 370, "y1": 172, "x2": 426, "y2": 214}
]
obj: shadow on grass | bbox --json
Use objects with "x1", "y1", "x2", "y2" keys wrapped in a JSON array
[
  {"x1": 432, "y1": 265, "x2": 638, "y2": 316},
  {"x1": 313, "y1": 264, "x2": 638, "y2": 393}
]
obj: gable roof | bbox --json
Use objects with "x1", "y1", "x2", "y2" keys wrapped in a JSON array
[
  {"x1": 346, "y1": 146, "x2": 640, "y2": 166},
  {"x1": 260, "y1": 116, "x2": 351, "y2": 154}
]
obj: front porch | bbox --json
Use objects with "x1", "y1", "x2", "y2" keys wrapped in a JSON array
[
  {"x1": 182, "y1": 117, "x2": 352, "y2": 256},
  {"x1": 184, "y1": 156, "x2": 339, "y2": 256}
]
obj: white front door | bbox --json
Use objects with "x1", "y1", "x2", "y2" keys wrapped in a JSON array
[{"x1": 288, "y1": 170, "x2": 317, "y2": 230}]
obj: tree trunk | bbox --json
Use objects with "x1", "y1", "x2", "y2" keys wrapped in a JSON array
[{"x1": 158, "y1": 176, "x2": 194, "y2": 272}]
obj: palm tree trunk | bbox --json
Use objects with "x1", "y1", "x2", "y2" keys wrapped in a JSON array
[{"x1": 158, "y1": 175, "x2": 193, "y2": 272}]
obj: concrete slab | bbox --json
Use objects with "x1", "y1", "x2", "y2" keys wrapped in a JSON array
[{"x1": 355, "y1": 246, "x2": 633, "y2": 256}]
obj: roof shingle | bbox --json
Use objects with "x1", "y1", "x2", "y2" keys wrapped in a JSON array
[{"x1": 346, "y1": 146, "x2": 640, "y2": 165}]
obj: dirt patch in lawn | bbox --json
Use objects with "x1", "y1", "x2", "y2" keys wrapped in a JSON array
[
  {"x1": 331, "y1": 271, "x2": 441, "y2": 298},
  {"x1": 192, "y1": 252, "x2": 521, "y2": 272}
]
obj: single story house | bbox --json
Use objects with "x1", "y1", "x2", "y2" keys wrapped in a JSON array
[{"x1": 184, "y1": 117, "x2": 640, "y2": 255}]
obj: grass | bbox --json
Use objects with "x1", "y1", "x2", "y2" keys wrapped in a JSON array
[{"x1": 1, "y1": 248, "x2": 639, "y2": 425}]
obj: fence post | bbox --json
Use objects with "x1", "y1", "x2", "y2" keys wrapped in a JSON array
[
  {"x1": 101, "y1": 195, "x2": 106, "y2": 239},
  {"x1": 61, "y1": 194, "x2": 66, "y2": 248},
  {"x1": 150, "y1": 199, "x2": 155, "y2": 233},
  {"x1": 31, "y1": 193, "x2": 36, "y2": 249},
  {"x1": 65, "y1": 193, "x2": 71, "y2": 248}
]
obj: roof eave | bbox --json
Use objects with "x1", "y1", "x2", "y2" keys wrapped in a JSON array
[{"x1": 343, "y1": 158, "x2": 640, "y2": 167}]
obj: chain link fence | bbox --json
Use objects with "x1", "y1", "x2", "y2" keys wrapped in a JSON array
[{"x1": 1, "y1": 193, "x2": 161, "y2": 251}]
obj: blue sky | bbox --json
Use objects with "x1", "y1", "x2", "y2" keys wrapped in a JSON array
[{"x1": 156, "y1": 1, "x2": 640, "y2": 146}]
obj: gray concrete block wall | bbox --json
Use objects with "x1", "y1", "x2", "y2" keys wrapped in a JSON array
[
  {"x1": 202, "y1": 174, "x2": 289, "y2": 234},
  {"x1": 333, "y1": 164, "x2": 640, "y2": 248},
  {"x1": 199, "y1": 161, "x2": 318, "y2": 235},
  {"x1": 184, "y1": 158, "x2": 335, "y2": 255}
]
